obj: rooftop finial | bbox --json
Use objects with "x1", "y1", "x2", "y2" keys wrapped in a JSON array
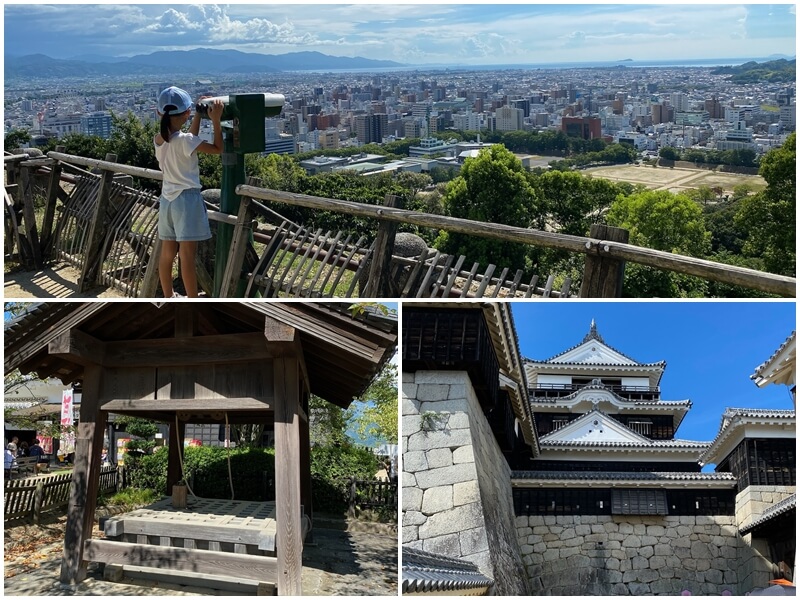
[{"x1": 583, "y1": 319, "x2": 604, "y2": 343}]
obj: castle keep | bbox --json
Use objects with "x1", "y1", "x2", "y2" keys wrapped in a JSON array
[{"x1": 401, "y1": 304, "x2": 795, "y2": 595}]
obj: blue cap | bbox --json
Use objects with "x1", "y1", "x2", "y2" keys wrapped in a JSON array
[{"x1": 158, "y1": 86, "x2": 192, "y2": 116}]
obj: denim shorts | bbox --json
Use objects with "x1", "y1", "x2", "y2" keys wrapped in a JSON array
[{"x1": 158, "y1": 188, "x2": 211, "y2": 242}]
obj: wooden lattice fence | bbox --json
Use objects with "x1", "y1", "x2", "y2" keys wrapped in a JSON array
[
  {"x1": 348, "y1": 477, "x2": 398, "y2": 516},
  {"x1": 4, "y1": 465, "x2": 119, "y2": 524}
]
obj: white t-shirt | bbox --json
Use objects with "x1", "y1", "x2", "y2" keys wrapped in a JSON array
[{"x1": 154, "y1": 132, "x2": 205, "y2": 200}]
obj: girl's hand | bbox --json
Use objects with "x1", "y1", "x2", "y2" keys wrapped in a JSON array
[{"x1": 207, "y1": 100, "x2": 224, "y2": 123}]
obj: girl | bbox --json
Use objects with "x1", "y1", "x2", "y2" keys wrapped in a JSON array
[{"x1": 154, "y1": 86, "x2": 224, "y2": 298}]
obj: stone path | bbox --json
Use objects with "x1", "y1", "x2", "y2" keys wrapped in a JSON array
[{"x1": 4, "y1": 523, "x2": 398, "y2": 596}]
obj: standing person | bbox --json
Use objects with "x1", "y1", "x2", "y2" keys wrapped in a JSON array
[{"x1": 154, "y1": 86, "x2": 224, "y2": 298}]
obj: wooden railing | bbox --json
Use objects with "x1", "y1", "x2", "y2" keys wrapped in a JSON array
[
  {"x1": 4, "y1": 150, "x2": 795, "y2": 298},
  {"x1": 4, "y1": 464, "x2": 119, "y2": 524}
]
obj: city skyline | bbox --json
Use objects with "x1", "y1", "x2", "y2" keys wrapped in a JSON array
[{"x1": 4, "y1": 3, "x2": 796, "y2": 67}]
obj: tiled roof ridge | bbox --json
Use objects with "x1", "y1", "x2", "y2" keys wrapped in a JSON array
[
  {"x1": 751, "y1": 331, "x2": 796, "y2": 379},
  {"x1": 512, "y1": 470, "x2": 736, "y2": 481},
  {"x1": 528, "y1": 320, "x2": 654, "y2": 365}
]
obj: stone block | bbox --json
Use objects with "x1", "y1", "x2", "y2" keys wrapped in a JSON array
[
  {"x1": 543, "y1": 548, "x2": 560, "y2": 562},
  {"x1": 721, "y1": 546, "x2": 737, "y2": 560},
  {"x1": 416, "y1": 383, "x2": 451, "y2": 402},
  {"x1": 654, "y1": 543, "x2": 672, "y2": 556},
  {"x1": 402, "y1": 487, "x2": 423, "y2": 512},
  {"x1": 404, "y1": 510, "x2": 427, "y2": 526},
  {"x1": 631, "y1": 582, "x2": 654, "y2": 595},
  {"x1": 705, "y1": 569, "x2": 723, "y2": 585},
  {"x1": 402, "y1": 372, "x2": 416, "y2": 383},
  {"x1": 413, "y1": 371, "x2": 467, "y2": 384},
  {"x1": 452, "y1": 444, "x2": 474, "y2": 464},
  {"x1": 611, "y1": 583, "x2": 628, "y2": 594},
  {"x1": 453, "y1": 480, "x2": 480, "y2": 506},
  {"x1": 604, "y1": 521, "x2": 619, "y2": 533},
  {"x1": 691, "y1": 540, "x2": 713, "y2": 560},
  {"x1": 649, "y1": 579, "x2": 674, "y2": 595},
  {"x1": 676, "y1": 525, "x2": 693, "y2": 537},
  {"x1": 632, "y1": 556, "x2": 649, "y2": 570},
  {"x1": 414, "y1": 462, "x2": 476, "y2": 490},
  {"x1": 565, "y1": 537, "x2": 583, "y2": 548},
  {"x1": 403, "y1": 415, "x2": 422, "y2": 437},
  {"x1": 646, "y1": 525, "x2": 666, "y2": 537},
  {"x1": 402, "y1": 524, "x2": 419, "y2": 543},
  {"x1": 641, "y1": 535, "x2": 658, "y2": 546},
  {"x1": 419, "y1": 400, "x2": 468, "y2": 414},
  {"x1": 560, "y1": 547, "x2": 580, "y2": 559},
  {"x1": 422, "y1": 532, "x2": 460, "y2": 556},
  {"x1": 401, "y1": 395, "x2": 420, "y2": 415},
  {"x1": 418, "y1": 502, "x2": 484, "y2": 539},
  {"x1": 422, "y1": 485, "x2": 453, "y2": 514},
  {"x1": 575, "y1": 524, "x2": 591, "y2": 536},
  {"x1": 403, "y1": 450, "x2": 428, "y2": 473},
  {"x1": 527, "y1": 534, "x2": 542, "y2": 545},
  {"x1": 639, "y1": 545, "x2": 654, "y2": 559},
  {"x1": 567, "y1": 554, "x2": 591, "y2": 569},
  {"x1": 425, "y1": 447, "x2": 453, "y2": 469},
  {"x1": 619, "y1": 522, "x2": 634, "y2": 535},
  {"x1": 447, "y1": 413, "x2": 472, "y2": 430},
  {"x1": 649, "y1": 556, "x2": 667, "y2": 569},
  {"x1": 561, "y1": 529, "x2": 577, "y2": 540},
  {"x1": 533, "y1": 542, "x2": 547, "y2": 553},
  {"x1": 622, "y1": 535, "x2": 642, "y2": 548},
  {"x1": 407, "y1": 428, "x2": 473, "y2": 453},
  {"x1": 633, "y1": 523, "x2": 646, "y2": 535},
  {"x1": 447, "y1": 384, "x2": 467, "y2": 399},
  {"x1": 402, "y1": 471, "x2": 417, "y2": 488},
  {"x1": 585, "y1": 533, "x2": 607, "y2": 543},
  {"x1": 459, "y1": 527, "x2": 488, "y2": 555}
]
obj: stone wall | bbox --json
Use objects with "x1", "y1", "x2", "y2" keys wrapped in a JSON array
[
  {"x1": 516, "y1": 514, "x2": 741, "y2": 596},
  {"x1": 402, "y1": 370, "x2": 530, "y2": 595}
]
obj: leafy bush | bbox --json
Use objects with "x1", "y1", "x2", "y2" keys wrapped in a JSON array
[
  {"x1": 311, "y1": 443, "x2": 379, "y2": 514},
  {"x1": 124, "y1": 442, "x2": 379, "y2": 514},
  {"x1": 100, "y1": 487, "x2": 159, "y2": 508}
]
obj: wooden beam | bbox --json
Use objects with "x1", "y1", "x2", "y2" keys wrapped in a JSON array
[
  {"x1": 102, "y1": 397, "x2": 273, "y2": 413},
  {"x1": 84, "y1": 539, "x2": 277, "y2": 583},
  {"x1": 48, "y1": 329, "x2": 106, "y2": 366},
  {"x1": 273, "y1": 358, "x2": 302, "y2": 596},
  {"x1": 101, "y1": 333, "x2": 289, "y2": 367},
  {"x1": 264, "y1": 316, "x2": 310, "y2": 407},
  {"x1": 174, "y1": 305, "x2": 195, "y2": 338}
]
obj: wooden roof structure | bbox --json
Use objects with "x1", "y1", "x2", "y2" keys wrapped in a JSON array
[
  {"x1": 4, "y1": 301, "x2": 397, "y2": 596},
  {"x1": 4, "y1": 301, "x2": 397, "y2": 410}
]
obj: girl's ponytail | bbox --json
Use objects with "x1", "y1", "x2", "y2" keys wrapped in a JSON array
[{"x1": 160, "y1": 106, "x2": 176, "y2": 143}]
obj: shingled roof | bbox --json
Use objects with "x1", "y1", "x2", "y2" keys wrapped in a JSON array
[{"x1": 402, "y1": 547, "x2": 493, "y2": 595}]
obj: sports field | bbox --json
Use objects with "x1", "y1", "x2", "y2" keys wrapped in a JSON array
[{"x1": 584, "y1": 164, "x2": 766, "y2": 196}]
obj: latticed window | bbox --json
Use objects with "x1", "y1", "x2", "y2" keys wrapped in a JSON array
[{"x1": 611, "y1": 489, "x2": 668, "y2": 515}]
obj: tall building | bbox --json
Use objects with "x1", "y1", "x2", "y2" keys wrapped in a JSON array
[
  {"x1": 81, "y1": 111, "x2": 113, "y2": 139},
  {"x1": 561, "y1": 116, "x2": 601, "y2": 140},
  {"x1": 355, "y1": 113, "x2": 388, "y2": 144},
  {"x1": 495, "y1": 105, "x2": 524, "y2": 131}
]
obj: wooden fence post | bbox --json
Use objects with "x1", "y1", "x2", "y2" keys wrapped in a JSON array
[
  {"x1": 78, "y1": 153, "x2": 117, "y2": 292},
  {"x1": 33, "y1": 478, "x2": 45, "y2": 525},
  {"x1": 580, "y1": 224, "x2": 630, "y2": 298},
  {"x1": 19, "y1": 164, "x2": 44, "y2": 269},
  {"x1": 348, "y1": 477, "x2": 357, "y2": 518},
  {"x1": 363, "y1": 194, "x2": 403, "y2": 297},
  {"x1": 219, "y1": 197, "x2": 254, "y2": 298},
  {"x1": 41, "y1": 145, "x2": 65, "y2": 259}
]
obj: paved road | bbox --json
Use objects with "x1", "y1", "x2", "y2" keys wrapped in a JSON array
[{"x1": 4, "y1": 525, "x2": 398, "y2": 596}]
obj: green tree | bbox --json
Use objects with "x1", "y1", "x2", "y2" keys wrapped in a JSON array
[
  {"x1": 659, "y1": 147, "x2": 680, "y2": 161},
  {"x1": 607, "y1": 190, "x2": 712, "y2": 297},
  {"x1": 4, "y1": 129, "x2": 32, "y2": 150},
  {"x1": 351, "y1": 362, "x2": 398, "y2": 445},
  {"x1": 434, "y1": 145, "x2": 537, "y2": 272},
  {"x1": 734, "y1": 133, "x2": 795, "y2": 275}
]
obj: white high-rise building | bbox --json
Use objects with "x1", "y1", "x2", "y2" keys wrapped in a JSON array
[{"x1": 495, "y1": 105, "x2": 524, "y2": 131}]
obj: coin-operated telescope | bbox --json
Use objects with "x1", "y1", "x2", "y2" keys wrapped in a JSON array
[
  {"x1": 195, "y1": 93, "x2": 285, "y2": 296},
  {"x1": 196, "y1": 93, "x2": 284, "y2": 154}
]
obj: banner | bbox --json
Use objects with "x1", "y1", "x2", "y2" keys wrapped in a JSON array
[{"x1": 59, "y1": 388, "x2": 75, "y2": 457}]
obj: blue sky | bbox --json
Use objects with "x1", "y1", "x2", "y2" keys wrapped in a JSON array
[
  {"x1": 511, "y1": 301, "x2": 796, "y2": 444},
  {"x1": 4, "y1": 3, "x2": 796, "y2": 66}
]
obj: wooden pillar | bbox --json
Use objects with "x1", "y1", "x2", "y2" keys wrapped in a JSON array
[
  {"x1": 60, "y1": 364, "x2": 107, "y2": 584},
  {"x1": 580, "y1": 224, "x2": 629, "y2": 298},
  {"x1": 274, "y1": 357, "x2": 302, "y2": 596},
  {"x1": 19, "y1": 164, "x2": 43, "y2": 269},
  {"x1": 166, "y1": 420, "x2": 187, "y2": 494}
]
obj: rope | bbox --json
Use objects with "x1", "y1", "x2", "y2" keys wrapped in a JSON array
[
  {"x1": 225, "y1": 412, "x2": 235, "y2": 501},
  {"x1": 175, "y1": 414, "x2": 197, "y2": 499}
]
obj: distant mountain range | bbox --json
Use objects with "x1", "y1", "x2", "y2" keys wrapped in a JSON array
[
  {"x1": 710, "y1": 58, "x2": 796, "y2": 83},
  {"x1": 5, "y1": 48, "x2": 406, "y2": 79}
]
